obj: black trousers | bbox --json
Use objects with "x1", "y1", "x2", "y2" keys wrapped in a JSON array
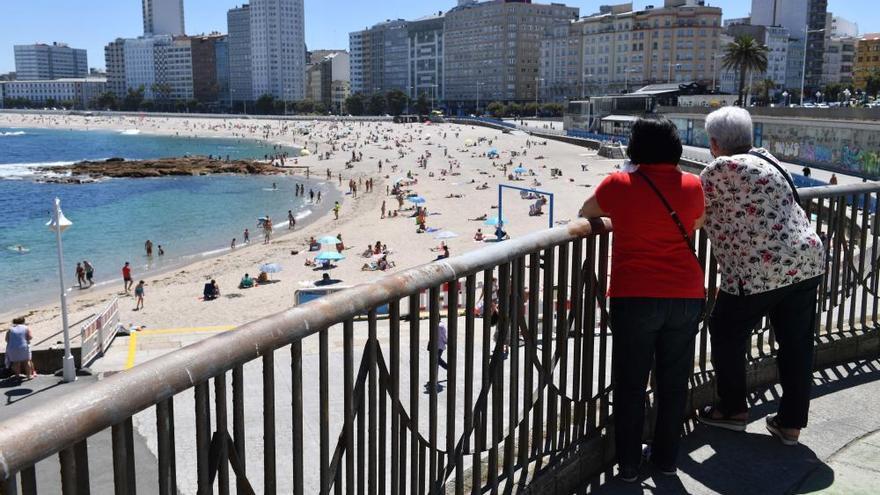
[
  {"x1": 709, "y1": 276, "x2": 821, "y2": 429},
  {"x1": 611, "y1": 297, "x2": 702, "y2": 469}
]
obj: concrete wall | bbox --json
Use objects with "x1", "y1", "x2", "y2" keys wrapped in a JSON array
[{"x1": 661, "y1": 107, "x2": 880, "y2": 178}]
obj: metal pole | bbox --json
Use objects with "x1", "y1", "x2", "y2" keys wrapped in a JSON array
[
  {"x1": 497, "y1": 186, "x2": 503, "y2": 235},
  {"x1": 53, "y1": 198, "x2": 76, "y2": 383},
  {"x1": 800, "y1": 24, "x2": 808, "y2": 106},
  {"x1": 535, "y1": 78, "x2": 540, "y2": 118},
  {"x1": 712, "y1": 56, "x2": 718, "y2": 92}
]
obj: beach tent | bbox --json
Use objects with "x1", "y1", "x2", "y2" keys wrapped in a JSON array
[
  {"x1": 513, "y1": 166, "x2": 527, "y2": 174},
  {"x1": 299, "y1": 148, "x2": 311, "y2": 156},
  {"x1": 316, "y1": 251, "x2": 345, "y2": 261},
  {"x1": 317, "y1": 236, "x2": 341, "y2": 245},
  {"x1": 407, "y1": 196, "x2": 426, "y2": 205}
]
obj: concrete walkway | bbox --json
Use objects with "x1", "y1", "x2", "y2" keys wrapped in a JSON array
[{"x1": 587, "y1": 359, "x2": 880, "y2": 494}]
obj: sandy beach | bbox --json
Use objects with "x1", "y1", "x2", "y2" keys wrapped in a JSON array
[{"x1": 0, "y1": 112, "x2": 626, "y2": 353}]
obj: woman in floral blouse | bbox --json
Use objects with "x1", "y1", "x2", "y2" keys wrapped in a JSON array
[{"x1": 697, "y1": 107, "x2": 824, "y2": 446}]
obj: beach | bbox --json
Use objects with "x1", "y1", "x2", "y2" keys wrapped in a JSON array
[{"x1": 0, "y1": 112, "x2": 625, "y2": 353}]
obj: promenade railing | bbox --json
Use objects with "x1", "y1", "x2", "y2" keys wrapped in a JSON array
[{"x1": 1, "y1": 181, "x2": 879, "y2": 495}]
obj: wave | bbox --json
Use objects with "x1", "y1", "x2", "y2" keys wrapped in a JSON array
[
  {"x1": 120, "y1": 129, "x2": 141, "y2": 135},
  {"x1": 0, "y1": 131, "x2": 26, "y2": 136},
  {"x1": 0, "y1": 160, "x2": 77, "y2": 178}
]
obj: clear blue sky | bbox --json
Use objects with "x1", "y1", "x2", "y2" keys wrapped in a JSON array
[{"x1": 0, "y1": 0, "x2": 875, "y2": 73}]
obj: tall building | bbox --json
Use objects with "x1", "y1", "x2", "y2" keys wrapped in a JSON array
[
  {"x1": 828, "y1": 15, "x2": 858, "y2": 38},
  {"x1": 349, "y1": 19, "x2": 409, "y2": 96},
  {"x1": 407, "y1": 14, "x2": 445, "y2": 102},
  {"x1": 822, "y1": 36, "x2": 857, "y2": 86},
  {"x1": 143, "y1": 0, "x2": 185, "y2": 36},
  {"x1": 227, "y1": 4, "x2": 252, "y2": 104},
  {"x1": 250, "y1": 0, "x2": 306, "y2": 101},
  {"x1": 152, "y1": 36, "x2": 193, "y2": 101},
  {"x1": 444, "y1": 0, "x2": 579, "y2": 106},
  {"x1": 104, "y1": 39, "x2": 127, "y2": 97},
  {"x1": 854, "y1": 33, "x2": 880, "y2": 91},
  {"x1": 540, "y1": 1, "x2": 722, "y2": 99},
  {"x1": 123, "y1": 37, "x2": 158, "y2": 99},
  {"x1": 0, "y1": 77, "x2": 106, "y2": 109},
  {"x1": 750, "y1": 0, "x2": 828, "y2": 94},
  {"x1": 190, "y1": 34, "x2": 226, "y2": 103},
  {"x1": 214, "y1": 37, "x2": 230, "y2": 106},
  {"x1": 14, "y1": 43, "x2": 88, "y2": 80}
]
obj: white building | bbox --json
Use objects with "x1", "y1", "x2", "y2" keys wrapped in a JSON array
[
  {"x1": 250, "y1": 0, "x2": 306, "y2": 101},
  {"x1": 227, "y1": 4, "x2": 253, "y2": 104},
  {"x1": 143, "y1": 0, "x2": 185, "y2": 36},
  {"x1": 124, "y1": 37, "x2": 159, "y2": 99},
  {"x1": 0, "y1": 78, "x2": 106, "y2": 109},
  {"x1": 14, "y1": 43, "x2": 88, "y2": 80},
  {"x1": 722, "y1": 24, "x2": 790, "y2": 98},
  {"x1": 822, "y1": 36, "x2": 858, "y2": 86},
  {"x1": 154, "y1": 37, "x2": 193, "y2": 101},
  {"x1": 829, "y1": 15, "x2": 858, "y2": 38}
]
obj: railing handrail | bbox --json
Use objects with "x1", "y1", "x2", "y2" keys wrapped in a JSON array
[
  {"x1": 0, "y1": 217, "x2": 611, "y2": 480},
  {"x1": 799, "y1": 182, "x2": 880, "y2": 201}
]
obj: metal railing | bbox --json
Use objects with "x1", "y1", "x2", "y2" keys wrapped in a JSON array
[{"x1": 2, "y1": 182, "x2": 880, "y2": 495}]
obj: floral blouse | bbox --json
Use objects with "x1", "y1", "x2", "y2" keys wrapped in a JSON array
[{"x1": 701, "y1": 148, "x2": 825, "y2": 295}]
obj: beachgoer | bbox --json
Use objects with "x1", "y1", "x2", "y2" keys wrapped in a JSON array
[
  {"x1": 145, "y1": 239, "x2": 153, "y2": 257},
  {"x1": 579, "y1": 117, "x2": 705, "y2": 481},
  {"x1": 122, "y1": 262, "x2": 133, "y2": 293},
  {"x1": 231, "y1": 238, "x2": 237, "y2": 249},
  {"x1": 435, "y1": 245, "x2": 450, "y2": 260},
  {"x1": 158, "y1": 245, "x2": 164, "y2": 256},
  {"x1": 83, "y1": 260, "x2": 95, "y2": 287},
  {"x1": 829, "y1": 173, "x2": 838, "y2": 185},
  {"x1": 288, "y1": 210, "x2": 296, "y2": 230},
  {"x1": 474, "y1": 229, "x2": 484, "y2": 242},
  {"x1": 134, "y1": 281, "x2": 145, "y2": 310},
  {"x1": 696, "y1": 107, "x2": 825, "y2": 447},
  {"x1": 76, "y1": 262, "x2": 85, "y2": 288},
  {"x1": 203, "y1": 280, "x2": 220, "y2": 301},
  {"x1": 239, "y1": 273, "x2": 255, "y2": 289},
  {"x1": 5, "y1": 317, "x2": 36, "y2": 379},
  {"x1": 336, "y1": 234, "x2": 345, "y2": 253},
  {"x1": 381, "y1": 200, "x2": 386, "y2": 219},
  {"x1": 244, "y1": 228, "x2": 250, "y2": 244},
  {"x1": 333, "y1": 201, "x2": 341, "y2": 220},
  {"x1": 424, "y1": 319, "x2": 449, "y2": 393}
]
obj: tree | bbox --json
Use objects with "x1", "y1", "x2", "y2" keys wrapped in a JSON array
[
  {"x1": 721, "y1": 35, "x2": 768, "y2": 106},
  {"x1": 345, "y1": 93, "x2": 365, "y2": 115},
  {"x1": 486, "y1": 101, "x2": 505, "y2": 119},
  {"x1": 254, "y1": 94, "x2": 276, "y2": 114},
  {"x1": 414, "y1": 93, "x2": 430, "y2": 115},
  {"x1": 752, "y1": 78, "x2": 776, "y2": 106},
  {"x1": 313, "y1": 101, "x2": 328, "y2": 114},
  {"x1": 523, "y1": 102, "x2": 539, "y2": 116},
  {"x1": 95, "y1": 92, "x2": 118, "y2": 110},
  {"x1": 505, "y1": 102, "x2": 523, "y2": 117},
  {"x1": 541, "y1": 102, "x2": 564, "y2": 117},
  {"x1": 864, "y1": 72, "x2": 880, "y2": 99},
  {"x1": 123, "y1": 86, "x2": 145, "y2": 111},
  {"x1": 385, "y1": 89, "x2": 408, "y2": 115},
  {"x1": 368, "y1": 93, "x2": 386, "y2": 115}
]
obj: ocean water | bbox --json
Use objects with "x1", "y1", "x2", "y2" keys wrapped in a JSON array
[{"x1": 0, "y1": 127, "x2": 330, "y2": 313}]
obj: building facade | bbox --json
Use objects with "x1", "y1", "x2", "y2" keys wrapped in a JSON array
[
  {"x1": 407, "y1": 14, "x2": 445, "y2": 102},
  {"x1": 227, "y1": 5, "x2": 253, "y2": 104},
  {"x1": 154, "y1": 37, "x2": 194, "y2": 102},
  {"x1": 104, "y1": 39, "x2": 127, "y2": 97},
  {"x1": 854, "y1": 33, "x2": 880, "y2": 91},
  {"x1": 143, "y1": 0, "x2": 185, "y2": 36},
  {"x1": 822, "y1": 36, "x2": 857, "y2": 86},
  {"x1": 723, "y1": 24, "x2": 790, "y2": 97},
  {"x1": 0, "y1": 78, "x2": 106, "y2": 109},
  {"x1": 444, "y1": 0, "x2": 579, "y2": 106},
  {"x1": 190, "y1": 35, "x2": 226, "y2": 104},
  {"x1": 250, "y1": 0, "x2": 306, "y2": 101},
  {"x1": 14, "y1": 43, "x2": 88, "y2": 80},
  {"x1": 349, "y1": 19, "x2": 409, "y2": 96},
  {"x1": 123, "y1": 37, "x2": 160, "y2": 99},
  {"x1": 539, "y1": 21, "x2": 582, "y2": 102}
]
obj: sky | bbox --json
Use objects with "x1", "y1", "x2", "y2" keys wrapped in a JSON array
[{"x1": 0, "y1": 0, "x2": 876, "y2": 73}]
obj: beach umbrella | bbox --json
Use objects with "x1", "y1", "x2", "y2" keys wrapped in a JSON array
[
  {"x1": 407, "y1": 195, "x2": 426, "y2": 205},
  {"x1": 464, "y1": 138, "x2": 475, "y2": 146},
  {"x1": 299, "y1": 148, "x2": 311, "y2": 156},
  {"x1": 434, "y1": 231, "x2": 459, "y2": 240},
  {"x1": 488, "y1": 148, "x2": 499, "y2": 154},
  {"x1": 513, "y1": 166, "x2": 527, "y2": 174},
  {"x1": 317, "y1": 235, "x2": 341, "y2": 245},
  {"x1": 394, "y1": 177, "x2": 408, "y2": 184},
  {"x1": 484, "y1": 216, "x2": 508, "y2": 226},
  {"x1": 316, "y1": 251, "x2": 346, "y2": 261},
  {"x1": 259, "y1": 263, "x2": 283, "y2": 273}
]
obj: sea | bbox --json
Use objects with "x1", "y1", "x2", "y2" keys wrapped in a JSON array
[{"x1": 0, "y1": 127, "x2": 329, "y2": 313}]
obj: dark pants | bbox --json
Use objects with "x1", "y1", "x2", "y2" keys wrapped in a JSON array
[
  {"x1": 611, "y1": 297, "x2": 702, "y2": 469},
  {"x1": 709, "y1": 276, "x2": 821, "y2": 429}
]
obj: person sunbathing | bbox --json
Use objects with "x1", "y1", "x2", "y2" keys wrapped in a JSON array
[
  {"x1": 469, "y1": 214, "x2": 488, "y2": 221},
  {"x1": 203, "y1": 280, "x2": 220, "y2": 300},
  {"x1": 474, "y1": 229, "x2": 485, "y2": 241},
  {"x1": 239, "y1": 273, "x2": 255, "y2": 289}
]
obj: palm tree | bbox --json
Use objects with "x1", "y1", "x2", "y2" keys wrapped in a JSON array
[{"x1": 721, "y1": 35, "x2": 769, "y2": 106}]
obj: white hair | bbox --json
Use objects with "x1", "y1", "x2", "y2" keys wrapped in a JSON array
[{"x1": 704, "y1": 106, "x2": 754, "y2": 155}]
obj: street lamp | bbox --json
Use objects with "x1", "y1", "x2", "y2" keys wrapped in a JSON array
[
  {"x1": 475, "y1": 82, "x2": 486, "y2": 115},
  {"x1": 47, "y1": 198, "x2": 76, "y2": 383},
  {"x1": 782, "y1": 90, "x2": 790, "y2": 107},
  {"x1": 623, "y1": 68, "x2": 639, "y2": 94},
  {"x1": 535, "y1": 77, "x2": 545, "y2": 118},
  {"x1": 666, "y1": 63, "x2": 682, "y2": 83},
  {"x1": 843, "y1": 88, "x2": 852, "y2": 106},
  {"x1": 816, "y1": 91, "x2": 823, "y2": 104},
  {"x1": 711, "y1": 54, "x2": 724, "y2": 93}
]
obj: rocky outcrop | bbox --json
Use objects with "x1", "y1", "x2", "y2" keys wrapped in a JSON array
[{"x1": 42, "y1": 157, "x2": 283, "y2": 179}]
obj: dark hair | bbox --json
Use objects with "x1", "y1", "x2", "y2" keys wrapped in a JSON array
[
  {"x1": 626, "y1": 117, "x2": 682, "y2": 165},
  {"x1": 12, "y1": 317, "x2": 25, "y2": 325}
]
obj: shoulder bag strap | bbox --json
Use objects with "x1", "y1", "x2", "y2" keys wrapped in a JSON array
[
  {"x1": 634, "y1": 170, "x2": 699, "y2": 263},
  {"x1": 748, "y1": 150, "x2": 801, "y2": 204}
]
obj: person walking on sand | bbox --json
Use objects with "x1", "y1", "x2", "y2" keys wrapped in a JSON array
[
  {"x1": 333, "y1": 201, "x2": 341, "y2": 220},
  {"x1": 83, "y1": 260, "x2": 94, "y2": 287},
  {"x1": 145, "y1": 239, "x2": 153, "y2": 257},
  {"x1": 5, "y1": 317, "x2": 36, "y2": 379},
  {"x1": 122, "y1": 262, "x2": 133, "y2": 293},
  {"x1": 134, "y1": 281, "x2": 145, "y2": 310},
  {"x1": 381, "y1": 200, "x2": 386, "y2": 219},
  {"x1": 424, "y1": 319, "x2": 449, "y2": 393},
  {"x1": 76, "y1": 262, "x2": 85, "y2": 288},
  {"x1": 244, "y1": 228, "x2": 250, "y2": 244},
  {"x1": 288, "y1": 210, "x2": 296, "y2": 230},
  {"x1": 231, "y1": 238, "x2": 237, "y2": 250}
]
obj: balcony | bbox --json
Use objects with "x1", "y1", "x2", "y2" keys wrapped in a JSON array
[{"x1": 0, "y1": 178, "x2": 878, "y2": 494}]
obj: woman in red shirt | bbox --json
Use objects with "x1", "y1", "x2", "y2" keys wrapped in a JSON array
[{"x1": 579, "y1": 117, "x2": 705, "y2": 481}]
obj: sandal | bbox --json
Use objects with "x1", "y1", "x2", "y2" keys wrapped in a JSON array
[
  {"x1": 697, "y1": 406, "x2": 747, "y2": 432},
  {"x1": 766, "y1": 416, "x2": 799, "y2": 446}
]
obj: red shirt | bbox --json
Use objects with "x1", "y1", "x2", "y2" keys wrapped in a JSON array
[
  {"x1": 122, "y1": 266, "x2": 131, "y2": 279},
  {"x1": 595, "y1": 165, "x2": 705, "y2": 299}
]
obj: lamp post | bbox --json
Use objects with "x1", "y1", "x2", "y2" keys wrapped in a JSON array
[
  {"x1": 623, "y1": 68, "x2": 639, "y2": 94},
  {"x1": 782, "y1": 90, "x2": 790, "y2": 107},
  {"x1": 816, "y1": 90, "x2": 822, "y2": 104},
  {"x1": 476, "y1": 81, "x2": 485, "y2": 115},
  {"x1": 667, "y1": 63, "x2": 682, "y2": 83},
  {"x1": 535, "y1": 77, "x2": 544, "y2": 118},
  {"x1": 843, "y1": 88, "x2": 852, "y2": 106},
  {"x1": 47, "y1": 198, "x2": 76, "y2": 383},
  {"x1": 711, "y1": 54, "x2": 724, "y2": 92}
]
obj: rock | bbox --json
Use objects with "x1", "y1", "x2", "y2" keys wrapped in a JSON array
[{"x1": 39, "y1": 156, "x2": 283, "y2": 179}]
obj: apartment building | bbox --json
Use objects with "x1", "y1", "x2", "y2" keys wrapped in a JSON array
[
  {"x1": 408, "y1": 14, "x2": 445, "y2": 102},
  {"x1": 250, "y1": 0, "x2": 306, "y2": 101},
  {"x1": 227, "y1": 5, "x2": 253, "y2": 105},
  {"x1": 105, "y1": 39, "x2": 127, "y2": 97},
  {"x1": 0, "y1": 77, "x2": 106, "y2": 109},
  {"x1": 349, "y1": 19, "x2": 409, "y2": 96},
  {"x1": 14, "y1": 43, "x2": 88, "y2": 80},
  {"x1": 854, "y1": 33, "x2": 880, "y2": 91}
]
